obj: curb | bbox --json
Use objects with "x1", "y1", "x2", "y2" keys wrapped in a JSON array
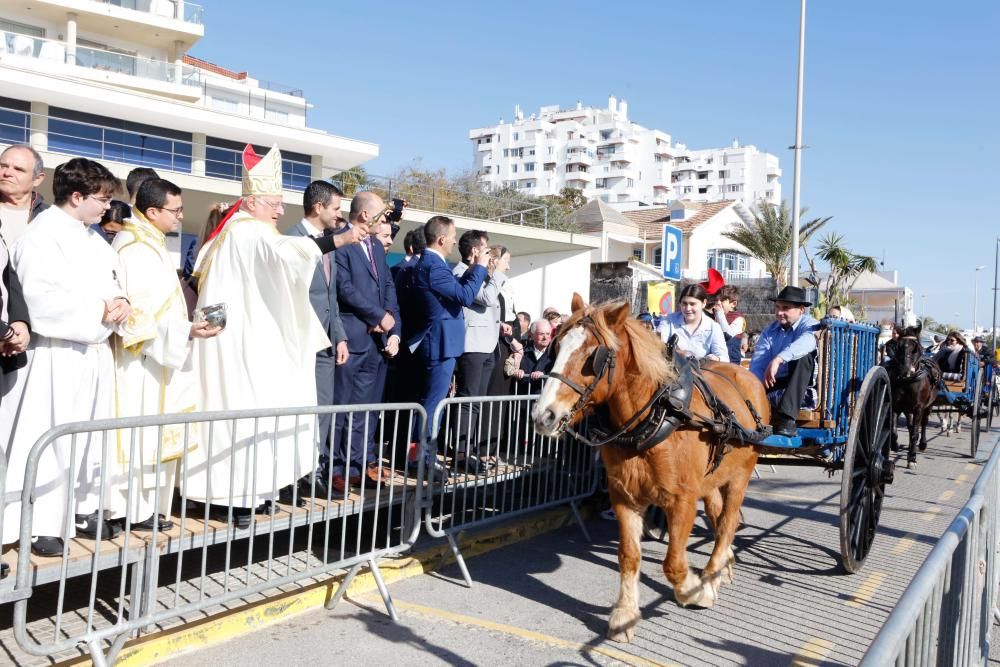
[{"x1": 74, "y1": 506, "x2": 590, "y2": 666}]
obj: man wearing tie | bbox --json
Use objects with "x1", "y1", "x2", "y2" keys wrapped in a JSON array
[
  {"x1": 284, "y1": 181, "x2": 362, "y2": 496},
  {"x1": 407, "y1": 216, "x2": 490, "y2": 479},
  {"x1": 333, "y1": 192, "x2": 401, "y2": 492}
]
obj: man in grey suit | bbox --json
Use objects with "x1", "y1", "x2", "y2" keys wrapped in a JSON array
[
  {"x1": 451, "y1": 229, "x2": 505, "y2": 472},
  {"x1": 285, "y1": 180, "x2": 364, "y2": 495}
]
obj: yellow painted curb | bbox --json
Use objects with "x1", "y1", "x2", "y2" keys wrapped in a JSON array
[{"x1": 66, "y1": 506, "x2": 587, "y2": 666}]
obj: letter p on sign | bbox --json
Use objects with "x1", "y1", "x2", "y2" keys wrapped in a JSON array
[{"x1": 661, "y1": 224, "x2": 682, "y2": 281}]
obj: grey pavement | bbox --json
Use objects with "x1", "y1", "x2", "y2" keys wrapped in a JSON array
[{"x1": 165, "y1": 424, "x2": 1000, "y2": 667}]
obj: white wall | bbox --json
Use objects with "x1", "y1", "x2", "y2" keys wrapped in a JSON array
[
  {"x1": 682, "y1": 208, "x2": 768, "y2": 280},
  {"x1": 506, "y1": 249, "x2": 592, "y2": 320}
]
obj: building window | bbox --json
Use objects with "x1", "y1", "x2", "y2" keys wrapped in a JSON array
[
  {"x1": 513, "y1": 132, "x2": 519, "y2": 140},
  {"x1": 211, "y1": 96, "x2": 240, "y2": 113},
  {"x1": 653, "y1": 247, "x2": 663, "y2": 267},
  {"x1": 524, "y1": 162, "x2": 535, "y2": 172},
  {"x1": 627, "y1": 178, "x2": 634, "y2": 187},
  {"x1": 727, "y1": 184, "x2": 744, "y2": 193},
  {"x1": 548, "y1": 146, "x2": 554, "y2": 155},
  {"x1": 48, "y1": 106, "x2": 193, "y2": 173},
  {"x1": 717, "y1": 170, "x2": 729, "y2": 179},
  {"x1": 698, "y1": 186, "x2": 708, "y2": 194},
  {"x1": 632, "y1": 248, "x2": 643, "y2": 260},
  {"x1": 706, "y1": 249, "x2": 750, "y2": 275},
  {"x1": 528, "y1": 148, "x2": 535, "y2": 156},
  {"x1": 600, "y1": 130, "x2": 613, "y2": 140},
  {"x1": 697, "y1": 171, "x2": 709, "y2": 180},
  {"x1": 0, "y1": 101, "x2": 30, "y2": 145},
  {"x1": 595, "y1": 178, "x2": 608, "y2": 189},
  {"x1": 512, "y1": 164, "x2": 518, "y2": 173},
  {"x1": 682, "y1": 186, "x2": 693, "y2": 194}
]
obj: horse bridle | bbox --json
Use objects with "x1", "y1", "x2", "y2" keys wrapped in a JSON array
[
  {"x1": 889, "y1": 335, "x2": 926, "y2": 382},
  {"x1": 545, "y1": 315, "x2": 617, "y2": 432}
]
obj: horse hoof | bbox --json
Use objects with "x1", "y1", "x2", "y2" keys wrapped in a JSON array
[
  {"x1": 724, "y1": 548, "x2": 736, "y2": 584},
  {"x1": 607, "y1": 608, "x2": 639, "y2": 643},
  {"x1": 918, "y1": 442, "x2": 927, "y2": 452},
  {"x1": 676, "y1": 571, "x2": 719, "y2": 608}
]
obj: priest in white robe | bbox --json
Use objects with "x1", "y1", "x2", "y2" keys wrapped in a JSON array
[
  {"x1": 1, "y1": 158, "x2": 131, "y2": 555},
  {"x1": 111, "y1": 178, "x2": 221, "y2": 530},
  {"x1": 186, "y1": 145, "x2": 333, "y2": 524}
]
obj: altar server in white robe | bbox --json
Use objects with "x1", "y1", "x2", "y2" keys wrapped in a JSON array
[
  {"x1": 187, "y1": 145, "x2": 334, "y2": 526},
  {"x1": 1, "y1": 158, "x2": 131, "y2": 555},
  {"x1": 111, "y1": 178, "x2": 222, "y2": 530}
]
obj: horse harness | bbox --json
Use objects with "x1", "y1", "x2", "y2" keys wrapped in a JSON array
[{"x1": 548, "y1": 318, "x2": 771, "y2": 474}]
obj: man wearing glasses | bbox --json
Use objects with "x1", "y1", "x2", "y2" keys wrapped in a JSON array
[
  {"x1": 0, "y1": 157, "x2": 132, "y2": 555},
  {"x1": 185, "y1": 145, "x2": 340, "y2": 526},
  {"x1": 111, "y1": 178, "x2": 222, "y2": 531}
]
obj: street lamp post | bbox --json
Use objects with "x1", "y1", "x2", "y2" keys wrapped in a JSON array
[
  {"x1": 921, "y1": 294, "x2": 926, "y2": 320},
  {"x1": 789, "y1": 0, "x2": 806, "y2": 287},
  {"x1": 975, "y1": 265, "x2": 985, "y2": 334}
]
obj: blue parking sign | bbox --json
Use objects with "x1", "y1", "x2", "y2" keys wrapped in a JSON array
[{"x1": 661, "y1": 224, "x2": 682, "y2": 280}]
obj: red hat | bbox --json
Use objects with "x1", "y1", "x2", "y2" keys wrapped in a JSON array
[{"x1": 700, "y1": 268, "x2": 725, "y2": 295}]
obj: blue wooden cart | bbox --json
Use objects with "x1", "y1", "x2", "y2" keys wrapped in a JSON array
[
  {"x1": 933, "y1": 348, "x2": 987, "y2": 457},
  {"x1": 754, "y1": 319, "x2": 895, "y2": 573}
]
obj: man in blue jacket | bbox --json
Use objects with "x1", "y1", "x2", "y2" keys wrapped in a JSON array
[{"x1": 407, "y1": 216, "x2": 490, "y2": 478}]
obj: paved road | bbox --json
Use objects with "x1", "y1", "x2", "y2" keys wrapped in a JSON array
[{"x1": 167, "y1": 426, "x2": 998, "y2": 667}]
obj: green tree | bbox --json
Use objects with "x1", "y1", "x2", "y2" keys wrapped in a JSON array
[
  {"x1": 721, "y1": 200, "x2": 831, "y2": 288},
  {"x1": 810, "y1": 232, "x2": 879, "y2": 311},
  {"x1": 555, "y1": 187, "x2": 587, "y2": 211},
  {"x1": 331, "y1": 165, "x2": 368, "y2": 197}
]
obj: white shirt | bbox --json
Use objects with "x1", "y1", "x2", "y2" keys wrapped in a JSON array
[{"x1": 659, "y1": 311, "x2": 729, "y2": 362}]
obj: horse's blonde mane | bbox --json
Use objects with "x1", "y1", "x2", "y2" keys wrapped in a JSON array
[{"x1": 583, "y1": 301, "x2": 677, "y2": 385}]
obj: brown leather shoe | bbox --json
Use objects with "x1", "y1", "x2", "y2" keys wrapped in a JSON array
[
  {"x1": 358, "y1": 465, "x2": 392, "y2": 487},
  {"x1": 331, "y1": 474, "x2": 348, "y2": 495}
]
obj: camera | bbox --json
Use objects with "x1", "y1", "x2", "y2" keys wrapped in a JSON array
[{"x1": 387, "y1": 198, "x2": 405, "y2": 239}]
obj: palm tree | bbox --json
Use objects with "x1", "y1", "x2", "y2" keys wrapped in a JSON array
[
  {"x1": 721, "y1": 200, "x2": 831, "y2": 288},
  {"x1": 815, "y1": 232, "x2": 878, "y2": 308},
  {"x1": 331, "y1": 165, "x2": 369, "y2": 197}
]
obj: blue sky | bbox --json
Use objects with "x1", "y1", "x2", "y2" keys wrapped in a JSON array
[{"x1": 194, "y1": 1, "x2": 999, "y2": 329}]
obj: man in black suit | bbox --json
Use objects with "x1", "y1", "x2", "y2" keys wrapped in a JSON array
[
  {"x1": 333, "y1": 192, "x2": 401, "y2": 492},
  {"x1": 284, "y1": 181, "x2": 363, "y2": 495},
  {"x1": 515, "y1": 319, "x2": 555, "y2": 394}
]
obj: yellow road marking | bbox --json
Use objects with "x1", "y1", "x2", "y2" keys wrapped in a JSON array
[
  {"x1": 846, "y1": 571, "x2": 887, "y2": 608},
  {"x1": 380, "y1": 597, "x2": 672, "y2": 667},
  {"x1": 923, "y1": 506, "x2": 942, "y2": 522},
  {"x1": 965, "y1": 463, "x2": 977, "y2": 471},
  {"x1": 753, "y1": 490, "x2": 823, "y2": 503},
  {"x1": 956, "y1": 473, "x2": 969, "y2": 484},
  {"x1": 892, "y1": 533, "x2": 917, "y2": 555},
  {"x1": 939, "y1": 489, "x2": 956, "y2": 501},
  {"x1": 790, "y1": 637, "x2": 834, "y2": 666}
]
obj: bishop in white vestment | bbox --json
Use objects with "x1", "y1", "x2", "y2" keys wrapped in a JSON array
[
  {"x1": 112, "y1": 180, "x2": 220, "y2": 527},
  {"x1": 0, "y1": 158, "x2": 131, "y2": 550},
  {"x1": 185, "y1": 145, "x2": 330, "y2": 512}
]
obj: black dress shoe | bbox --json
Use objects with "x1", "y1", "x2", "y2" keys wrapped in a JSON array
[
  {"x1": 131, "y1": 514, "x2": 174, "y2": 532},
  {"x1": 75, "y1": 512, "x2": 122, "y2": 539},
  {"x1": 277, "y1": 483, "x2": 306, "y2": 507},
  {"x1": 1, "y1": 562, "x2": 8, "y2": 578},
  {"x1": 455, "y1": 456, "x2": 492, "y2": 475},
  {"x1": 298, "y1": 473, "x2": 331, "y2": 499},
  {"x1": 772, "y1": 417, "x2": 798, "y2": 438},
  {"x1": 31, "y1": 536, "x2": 64, "y2": 556}
]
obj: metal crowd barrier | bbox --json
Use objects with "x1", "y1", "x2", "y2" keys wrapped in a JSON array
[
  {"x1": 861, "y1": 438, "x2": 1000, "y2": 665},
  {"x1": 425, "y1": 395, "x2": 599, "y2": 586},
  {"x1": 6, "y1": 403, "x2": 426, "y2": 667}
]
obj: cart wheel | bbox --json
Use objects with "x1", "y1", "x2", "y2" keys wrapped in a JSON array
[
  {"x1": 990, "y1": 384, "x2": 999, "y2": 431},
  {"x1": 970, "y1": 370, "x2": 984, "y2": 458},
  {"x1": 840, "y1": 366, "x2": 894, "y2": 574}
]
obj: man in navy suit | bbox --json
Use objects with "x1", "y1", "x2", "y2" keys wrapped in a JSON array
[
  {"x1": 407, "y1": 216, "x2": 490, "y2": 478},
  {"x1": 334, "y1": 192, "x2": 401, "y2": 491},
  {"x1": 285, "y1": 181, "x2": 363, "y2": 497}
]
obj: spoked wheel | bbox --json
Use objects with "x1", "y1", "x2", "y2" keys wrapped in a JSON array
[
  {"x1": 970, "y1": 370, "x2": 984, "y2": 458},
  {"x1": 840, "y1": 366, "x2": 895, "y2": 574}
]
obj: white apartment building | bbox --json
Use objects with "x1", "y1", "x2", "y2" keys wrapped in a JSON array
[
  {"x1": 469, "y1": 97, "x2": 781, "y2": 209},
  {"x1": 0, "y1": 0, "x2": 378, "y2": 234}
]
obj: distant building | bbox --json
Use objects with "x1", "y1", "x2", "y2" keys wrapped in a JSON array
[{"x1": 469, "y1": 97, "x2": 781, "y2": 208}]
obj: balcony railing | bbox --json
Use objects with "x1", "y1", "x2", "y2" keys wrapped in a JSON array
[
  {"x1": 95, "y1": 0, "x2": 205, "y2": 25},
  {"x1": 1, "y1": 34, "x2": 201, "y2": 88},
  {"x1": 0, "y1": 105, "x2": 310, "y2": 191}
]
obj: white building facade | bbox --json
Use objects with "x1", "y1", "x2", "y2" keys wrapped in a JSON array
[
  {"x1": 0, "y1": 0, "x2": 379, "y2": 232},
  {"x1": 469, "y1": 97, "x2": 781, "y2": 209}
]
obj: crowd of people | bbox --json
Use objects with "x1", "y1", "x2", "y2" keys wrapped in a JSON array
[{"x1": 0, "y1": 142, "x2": 575, "y2": 554}]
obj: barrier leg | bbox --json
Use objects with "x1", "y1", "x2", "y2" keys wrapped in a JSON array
[
  {"x1": 447, "y1": 533, "x2": 473, "y2": 588},
  {"x1": 752, "y1": 466, "x2": 760, "y2": 479},
  {"x1": 326, "y1": 562, "x2": 363, "y2": 611},
  {"x1": 88, "y1": 639, "x2": 109, "y2": 667},
  {"x1": 368, "y1": 558, "x2": 399, "y2": 622},
  {"x1": 570, "y1": 500, "x2": 592, "y2": 543},
  {"x1": 127, "y1": 558, "x2": 146, "y2": 632},
  {"x1": 105, "y1": 631, "x2": 130, "y2": 666}
]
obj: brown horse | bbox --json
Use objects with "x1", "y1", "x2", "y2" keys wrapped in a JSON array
[{"x1": 532, "y1": 295, "x2": 770, "y2": 642}]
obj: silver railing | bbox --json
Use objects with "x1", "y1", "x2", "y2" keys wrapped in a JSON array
[
  {"x1": 95, "y1": 0, "x2": 205, "y2": 25},
  {"x1": 424, "y1": 395, "x2": 598, "y2": 586},
  {"x1": 8, "y1": 404, "x2": 426, "y2": 666},
  {"x1": 860, "y1": 438, "x2": 1000, "y2": 665}
]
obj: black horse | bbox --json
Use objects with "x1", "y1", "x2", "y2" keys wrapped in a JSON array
[{"x1": 884, "y1": 324, "x2": 942, "y2": 468}]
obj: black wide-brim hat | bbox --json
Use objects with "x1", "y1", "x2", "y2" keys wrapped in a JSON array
[{"x1": 769, "y1": 285, "x2": 812, "y2": 307}]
